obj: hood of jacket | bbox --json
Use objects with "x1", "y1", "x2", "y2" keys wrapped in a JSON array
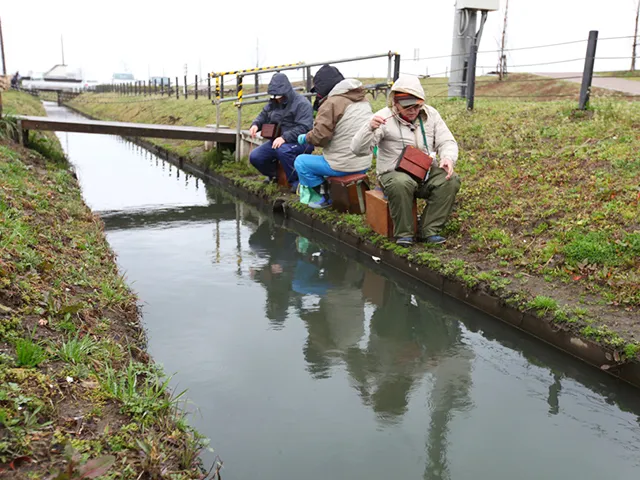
[
  {"x1": 328, "y1": 78, "x2": 365, "y2": 100},
  {"x1": 389, "y1": 75, "x2": 426, "y2": 107},
  {"x1": 268, "y1": 73, "x2": 295, "y2": 102},
  {"x1": 312, "y1": 65, "x2": 345, "y2": 97}
]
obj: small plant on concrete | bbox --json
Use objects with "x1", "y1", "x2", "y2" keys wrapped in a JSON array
[
  {"x1": 528, "y1": 296, "x2": 558, "y2": 315},
  {"x1": 624, "y1": 343, "x2": 640, "y2": 360}
]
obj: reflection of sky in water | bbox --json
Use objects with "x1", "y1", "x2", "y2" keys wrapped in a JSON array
[{"x1": 48, "y1": 102, "x2": 640, "y2": 480}]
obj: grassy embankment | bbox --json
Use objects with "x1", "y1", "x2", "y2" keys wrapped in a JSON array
[
  {"x1": 1, "y1": 90, "x2": 214, "y2": 479},
  {"x1": 67, "y1": 74, "x2": 640, "y2": 364},
  {"x1": 596, "y1": 71, "x2": 640, "y2": 81}
]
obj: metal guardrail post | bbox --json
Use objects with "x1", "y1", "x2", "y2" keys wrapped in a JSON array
[
  {"x1": 215, "y1": 76, "x2": 221, "y2": 128},
  {"x1": 393, "y1": 53, "x2": 401, "y2": 81},
  {"x1": 386, "y1": 52, "x2": 392, "y2": 100},
  {"x1": 208, "y1": 73, "x2": 211, "y2": 100},
  {"x1": 466, "y1": 43, "x2": 478, "y2": 111},
  {"x1": 305, "y1": 66, "x2": 312, "y2": 103},
  {"x1": 579, "y1": 30, "x2": 598, "y2": 110},
  {"x1": 220, "y1": 75, "x2": 225, "y2": 99},
  {"x1": 236, "y1": 74, "x2": 243, "y2": 162}
]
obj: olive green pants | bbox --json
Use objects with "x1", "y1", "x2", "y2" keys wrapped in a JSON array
[{"x1": 379, "y1": 168, "x2": 461, "y2": 239}]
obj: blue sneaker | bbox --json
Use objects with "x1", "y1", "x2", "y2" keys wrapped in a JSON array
[
  {"x1": 425, "y1": 235, "x2": 446, "y2": 245},
  {"x1": 309, "y1": 195, "x2": 332, "y2": 209},
  {"x1": 396, "y1": 236, "x2": 414, "y2": 246}
]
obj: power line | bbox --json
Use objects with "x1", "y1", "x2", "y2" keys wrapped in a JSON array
[
  {"x1": 406, "y1": 35, "x2": 640, "y2": 65},
  {"x1": 406, "y1": 38, "x2": 590, "y2": 62},
  {"x1": 500, "y1": 58, "x2": 585, "y2": 68},
  {"x1": 595, "y1": 56, "x2": 640, "y2": 60},
  {"x1": 474, "y1": 74, "x2": 582, "y2": 83},
  {"x1": 598, "y1": 35, "x2": 640, "y2": 41}
]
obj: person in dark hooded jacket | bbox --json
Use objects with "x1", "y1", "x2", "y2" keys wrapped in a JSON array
[
  {"x1": 11, "y1": 72, "x2": 20, "y2": 89},
  {"x1": 294, "y1": 65, "x2": 373, "y2": 209},
  {"x1": 248, "y1": 73, "x2": 314, "y2": 190}
]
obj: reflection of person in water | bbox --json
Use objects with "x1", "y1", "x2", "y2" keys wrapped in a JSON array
[
  {"x1": 346, "y1": 270, "x2": 473, "y2": 480},
  {"x1": 296, "y1": 251, "x2": 367, "y2": 379},
  {"x1": 347, "y1": 273, "x2": 468, "y2": 423},
  {"x1": 248, "y1": 221, "x2": 300, "y2": 328}
]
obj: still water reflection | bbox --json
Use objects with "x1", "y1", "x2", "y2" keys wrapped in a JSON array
[{"x1": 49, "y1": 103, "x2": 640, "y2": 480}]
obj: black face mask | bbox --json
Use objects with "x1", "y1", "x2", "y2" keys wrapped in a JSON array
[{"x1": 312, "y1": 94, "x2": 324, "y2": 112}]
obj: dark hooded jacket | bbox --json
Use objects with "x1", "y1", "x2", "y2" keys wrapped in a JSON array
[
  {"x1": 251, "y1": 73, "x2": 314, "y2": 144},
  {"x1": 311, "y1": 65, "x2": 345, "y2": 111}
]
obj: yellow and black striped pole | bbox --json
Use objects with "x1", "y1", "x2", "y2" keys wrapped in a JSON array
[
  {"x1": 215, "y1": 75, "x2": 221, "y2": 128},
  {"x1": 235, "y1": 74, "x2": 243, "y2": 162},
  {"x1": 236, "y1": 75, "x2": 243, "y2": 105},
  {"x1": 210, "y1": 61, "x2": 304, "y2": 78}
]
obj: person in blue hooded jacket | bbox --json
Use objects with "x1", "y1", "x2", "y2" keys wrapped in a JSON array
[{"x1": 248, "y1": 73, "x2": 314, "y2": 190}]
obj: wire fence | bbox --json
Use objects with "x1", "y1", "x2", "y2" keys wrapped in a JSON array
[{"x1": 17, "y1": 32, "x2": 639, "y2": 112}]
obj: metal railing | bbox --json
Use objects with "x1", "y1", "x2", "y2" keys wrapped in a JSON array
[
  {"x1": 230, "y1": 82, "x2": 391, "y2": 160},
  {"x1": 210, "y1": 52, "x2": 401, "y2": 160}
]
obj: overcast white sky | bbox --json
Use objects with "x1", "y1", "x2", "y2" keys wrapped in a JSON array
[{"x1": 2, "y1": 0, "x2": 638, "y2": 84}]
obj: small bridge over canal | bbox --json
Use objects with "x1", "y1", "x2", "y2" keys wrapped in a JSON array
[{"x1": 14, "y1": 115, "x2": 238, "y2": 149}]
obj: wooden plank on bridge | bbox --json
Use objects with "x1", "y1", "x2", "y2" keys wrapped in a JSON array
[{"x1": 15, "y1": 115, "x2": 237, "y2": 143}]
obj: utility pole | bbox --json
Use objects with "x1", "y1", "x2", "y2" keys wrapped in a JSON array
[
  {"x1": 448, "y1": 0, "x2": 497, "y2": 98},
  {"x1": 498, "y1": 0, "x2": 508, "y2": 80},
  {"x1": 632, "y1": 0, "x2": 639, "y2": 71},
  {"x1": 0, "y1": 17, "x2": 6, "y2": 75},
  {"x1": 448, "y1": 7, "x2": 477, "y2": 97}
]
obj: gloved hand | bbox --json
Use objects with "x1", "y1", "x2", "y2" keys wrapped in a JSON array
[{"x1": 297, "y1": 134, "x2": 307, "y2": 145}]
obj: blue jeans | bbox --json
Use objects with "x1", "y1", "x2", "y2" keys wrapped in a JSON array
[
  {"x1": 294, "y1": 154, "x2": 368, "y2": 188},
  {"x1": 249, "y1": 141, "x2": 313, "y2": 185}
]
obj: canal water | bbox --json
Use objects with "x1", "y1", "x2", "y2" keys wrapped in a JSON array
[{"x1": 48, "y1": 103, "x2": 640, "y2": 480}]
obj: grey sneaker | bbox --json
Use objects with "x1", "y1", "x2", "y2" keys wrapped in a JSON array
[{"x1": 425, "y1": 235, "x2": 446, "y2": 245}]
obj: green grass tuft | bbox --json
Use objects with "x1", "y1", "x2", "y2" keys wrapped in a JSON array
[
  {"x1": 528, "y1": 296, "x2": 559, "y2": 315},
  {"x1": 15, "y1": 338, "x2": 47, "y2": 368}
]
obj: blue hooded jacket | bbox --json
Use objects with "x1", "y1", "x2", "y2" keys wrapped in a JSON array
[{"x1": 251, "y1": 73, "x2": 314, "y2": 144}]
